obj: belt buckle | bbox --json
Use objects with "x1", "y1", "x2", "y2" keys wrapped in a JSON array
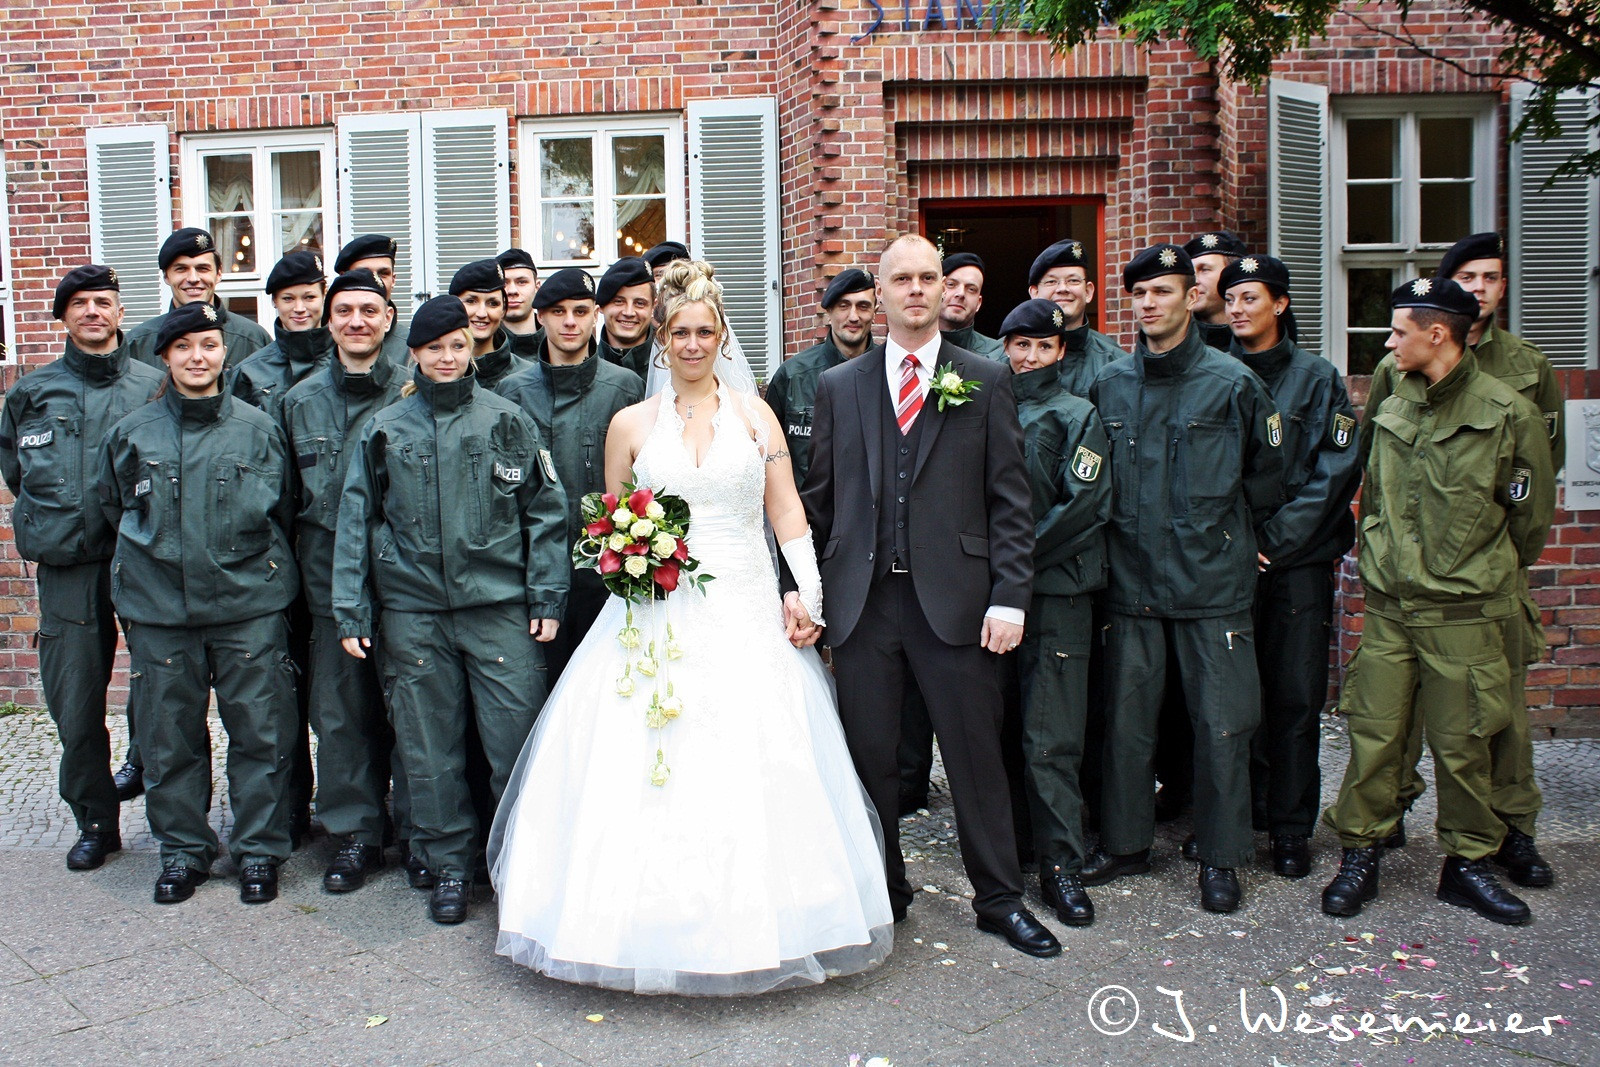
[{"x1": 890, "y1": 559, "x2": 910, "y2": 574}]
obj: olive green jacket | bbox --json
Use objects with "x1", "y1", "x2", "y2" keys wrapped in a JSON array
[
  {"x1": 1012, "y1": 364, "x2": 1111, "y2": 597},
  {"x1": 228, "y1": 323, "x2": 333, "y2": 425},
  {"x1": 765, "y1": 333, "x2": 863, "y2": 487},
  {"x1": 1057, "y1": 324, "x2": 1128, "y2": 399},
  {"x1": 598, "y1": 330, "x2": 652, "y2": 382},
  {"x1": 125, "y1": 300, "x2": 271, "y2": 372},
  {"x1": 473, "y1": 330, "x2": 533, "y2": 394},
  {"x1": 941, "y1": 324, "x2": 1005, "y2": 361}
]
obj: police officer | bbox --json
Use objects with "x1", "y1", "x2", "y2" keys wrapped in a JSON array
[
  {"x1": 1084, "y1": 244, "x2": 1284, "y2": 914},
  {"x1": 1368, "y1": 232, "x2": 1566, "y2": 887},
  {"x1": 1027, "y1": 239, "x2": 1127, "y2": 398},
  {"x1": 938, "y1": 253, "x2": 1004, "y2": 359},
  {"x1": 334, "y1": 234, "x2": 409, "y2": 366},
  {"x1": 229, "y1": 250, "x2": 333, "y2": 421},
  {"x1": 1183, "y1": 231, "x2": 1248, "y2": 350},
  {"x1": 98, "y1": 301, "x2": 300, "y2": 905},
  {"x1": 999, "y1": 298, "x2": 1112, "y2": 926},
  {"x1": 1321, "y1": 277, "x2": 1554, "y2": 924},
  {"x1": 333, "y1": 295, "x2": 569, "y2": 924},
  {"x1": 124, "y1": 228, "x2": 272, "y2": 370},
  {"x1": 0, "y1": 266, "x2": 163, "y2": 869},
  {"x1": 595, "y1": 256, "x2": 656, "y2": 381},
  {"x1": 499, "y1": 268, "x2": 643, "y2": 680},
  {"x1": 281, "y1": 270, "x2": 408, "y2": 893},
  {"x1": 643, "y1": 241, "x2": 691, "y2": 284},
  {"x1": 497, "y1": 248, "x2": 543, "y2": 359},
  {"x1": 1218, "y1": 255, "x2": 1361, "y2": 878},
  {"x1": 450, "y1": 258, "x2": 531, "y2": 392}
]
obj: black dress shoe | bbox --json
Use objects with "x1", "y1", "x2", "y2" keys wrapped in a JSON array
[
  {"x1": 1270, "y1": 834, "x2": 1312, "y2": 879},
  {"x1": 154, "y1": 863, "x2": 209, "y2": 904},
  {"x1": 1381, "y1": 818, "x2": 1406, "y2": 849},
  {"x1": 113, "y1": 762, "x2": 144, "y2": 802},
  {"x1": 1040, "y1": 866, "x2": 1095, "y2": 927},
  {"x1": 323, "y1": 838, "x2": 384, "y2": 893},
  {"x1": 1199, "y1": 865, "x2": 1241, "y2": 913},
  {"x1": 1437, "y1": 858, "x2": 1531, "y2": 925},
  {"x1": 67, "y1": 829, "x2": 122, "y2": 870},
  {"x1": 1492, "y1": 828, "x2": 1554, "y2": 888},
  {"x1": 1181, "y1": 835, "x2": 1199, "y2": 862},
  {"x1": 891, "y1": 904, "x2": 908, "y2": 923},
  {"x1": 239, "y1": 863, "x2": 279, "y2": 904},
  {"x1": 429, "y1": 879, "x2": 471, "y2": 924},
  {"x1": 1080, "y1": 847, "x2": 1151, "y2": 887},
  {"x1": 1321, "y1": 846, "x2": 1381, "y2": 916},
  {"x1": 404, "y1": 849, "x2": 437, "y2": 890},
  {"x1": 976, "y1": 908, "x2": 1062, "y2": 958},
  {"x1": 897, "y1": 794, "x2": 928, "y2": 818}
]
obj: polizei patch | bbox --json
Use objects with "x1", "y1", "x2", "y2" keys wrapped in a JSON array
[
  {"x1": 1267, "y1": 412, "x2": 1283, "y2": 447},
  {"x1": 17, "y1": 429, "x2": 53, "y2": 449},
  {"x1": 1508, "y1": 467, "x2": 1532, "y2": 502},
  {"x1": 494, "y1": 462, "x2": 524, "y2": 485},
  {"x1": 1072, "y1": 445, "x2": 1103, "y2": 481}
]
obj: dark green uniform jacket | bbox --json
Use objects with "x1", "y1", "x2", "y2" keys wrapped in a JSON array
[
  {"x1": 0, "y1": 338, "x2": 164, "y2": 564},
  {"x1": 765, "y1": 334, "x2": 859, "y2": 486},
  {"x1": 125, "y1": 300, "x2": 271, "y2": 372},
  {"x1": 1359, "y1": 352, "x2": 1555, "y2": 614},
  {"x1": 1089, "y1": 321, "x2": 1286, "y2": 618},
  {"x1": 1012, "y1": 365, "x2": 1111, "y2": 596},
  {"x1": 506, "y1": 327, "x2": 546, "y2": 361},
  {"x1": 98, "y1": 387, "x2": 298, "y2": 626},
  {"x1": 381, "y1": 321, "x2": 410, "y2": 366},
  {"x1": 1232, "y1": 336, "x2": 1360, "y2": 570},
  {"x1": 496, "y1": 339, "x2": 644, "y2": 545},
  {"x1": 332, "y1": 366, "x2": 569, "y2": 638},
  {"x1": 941, "y1": 324, "x2": 1004, "y2": 361},
  {"x1": 598, "y1": 330, "x2": 652, "y2": 382},
  {"x1": 1198, "y1": 319, "x2": 1233, "y2": 351},
  {"x1": 228, "y1": 323, "x2": 333, "y2": 424},
  {"x1": 280, "y1": 355, "x2": 406, "y2": 616},
  {"x1": 1057, "y1": 324, "x2": 1127, "y2": 399},
  {"x1": 473, "y1": 330, "x2": 533, "y2": 394}
]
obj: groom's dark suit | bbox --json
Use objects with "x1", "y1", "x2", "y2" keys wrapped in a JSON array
[{"x1": 802, "y1": 340, "x2": 1034, "y2": 917}]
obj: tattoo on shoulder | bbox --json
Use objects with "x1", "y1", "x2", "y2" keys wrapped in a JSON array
[{"x1": 765, "y1": 449, "x2": 791, "y2": 463}]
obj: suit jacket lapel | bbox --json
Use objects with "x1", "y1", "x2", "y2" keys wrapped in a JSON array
[
  {"x1": 911, "y1": 341, "x2": 958, "y2": 484},
  {"x1": 854, "y1": 344, "x2": 886, "y2": 500}
]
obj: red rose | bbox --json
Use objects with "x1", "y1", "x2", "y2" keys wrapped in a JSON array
[
  {"x1": 599, "y1": 548, "x2": 622, "y2": 574},
  {"x1": 601, "y1": 492, "x2": 619, "y2": 512},
  {"x1": 585, "y1": 518, "x2": 614, "y2": 537},
  {"x1": 628, "y1": 487, "x2": 654, "y2": 516},
  {"x1": 622, "y1": 541, "x2": 650, "y2": 556},
  {"x1": 653, "y1": 560, "x2": 681, "y2": 591},
  {"x1": 672, "y1": 538, "x2": 689, "y2": 562}
]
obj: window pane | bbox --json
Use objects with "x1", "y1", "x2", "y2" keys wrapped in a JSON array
[
  {"x1": 613, "y1": 136, "x2": 665, "y2": 197},
  {"x1": 1347, "y1": 267, "x2": 1394, "y2": 329},
  {"x1": 272, "y1": 151, "x2": 322, "y2": 210},
  {"x1": 204, "y1": 154, "x2": 254, "y2": 212},
  {"x1": 1346, "y1": 119, "x2": 1396, "y2": 180},
  {"x1": 616, "y1": 198, "x2": 666, "y2": 259},
  {"x1": 1419, "y1": 118, "x2": 1474, "y2": 179},
  {"x1": 223, "y1": 294, "x2": 259, "y2": 322},
  {"x1": 1419, "y1": 182, "x2": 1473, "y2": 244},
  {"x1": 209, "y1": 214, "x2": 257, "y2": 274},
  {"x1": 542, "y1": 202, "x2": 595, "y2": 260},
  {"x1": 1346, "y1": 183, "x2": 1396, "y2": 243},
  {"x1": 541, "y1": 139, "x2": 594, "y2": 198},
  {"x1": 1347, "y1": 333, "x2": 1389, "y2": 376},
  {"x1": 277, "y1": 211, "x2": 324, "y2": 257}
]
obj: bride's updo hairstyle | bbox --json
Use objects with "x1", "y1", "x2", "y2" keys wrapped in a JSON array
[{"x1": 656, "y1": 258, "x2": 732, "y2": 360}]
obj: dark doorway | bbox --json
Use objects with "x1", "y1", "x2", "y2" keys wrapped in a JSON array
[{"x1": 921, "y1": 199, "x2": 1104, "y2": 338}]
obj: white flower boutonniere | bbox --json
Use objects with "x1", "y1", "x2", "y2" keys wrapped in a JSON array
[{"x1": 930, "y1": 363, "x2": 981, "y2": 412}]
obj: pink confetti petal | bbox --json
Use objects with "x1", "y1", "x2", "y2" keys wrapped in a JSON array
[
  {"x1": 1560, "y1": 983, "x2": 1576, "y2": 990},
  {"x1": 1580, "y1": 980, "x2": 1594, "y2": 987}
]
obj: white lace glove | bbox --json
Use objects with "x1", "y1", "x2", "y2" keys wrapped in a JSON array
[{"x1": 780, "y1": 530, "x2": 825, "y2": 627}]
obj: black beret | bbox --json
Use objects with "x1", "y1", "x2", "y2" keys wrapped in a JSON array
[
  {"x1": 1122, "y1": 244, "x2": 1194, "y2": 291},
  {"x1": 1391, "y1": 276, "x2": 1478, "y2": 318},
  {"x1": 1437, "y1": 232, "x2": 1506, "y2": 279},
  {"x1": 264, "y1": 250, "x2": 326, "y2": 295},
  {"x1": 159, "y1": 228, "x2": 219, "y2": 270},
  {"x1": 334, "y1": 234, "x2": 398, "y2": 273},
  {"x1": 52, "y1": 264, "x2": 119, "y2": 320},
  {"x1": 999, "y1": 298, "x2": 1068, "y2": 339},
  {"x1": 532, "y1": 267, "x2": 597, "y2": 310},
  {"x1": 596, "y1": 257, "x2": 654, "y2": 306},
  {"x1": 820, "y1": 268, "x2": 875, "y2": 309},
  {"x1": 941, "y1": 252, "x2": 986, "y2": 276},
  {"x1": 406, "y1": 295, "x2": 471, "y2": 349},
  {"x1": 320, "y1": 269, "x2": 390, "y2": 324},
  {"x1": 1182, "y1": 231, "x2": 1249, "y2": 258},
  {"x1": 154, "y1": 300, "x2": 224, "y2": 356},
  {"x1": 1028, "y1": 239, "x2": 1090, "y2": 287},
  {"x1": 1218, "y1": 254, "x2": 1291, "y2": 298},
  {"x1": 449, "y1": 259, "x2": 505, "y2": 296},
  {"x1": 641, "y1": 241, "x2": 690, "y2": 269},
  {"x1": 496, "y1": 247, "x2": 537, "y2": 273}
]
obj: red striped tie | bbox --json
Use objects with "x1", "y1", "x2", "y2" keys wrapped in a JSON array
[{"x1": 896, "y1": 353, "x2": 923, "y2": 435}]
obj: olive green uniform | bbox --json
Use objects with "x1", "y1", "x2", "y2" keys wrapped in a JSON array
[
  {"x1": 332, "y1": 367, "x2": 569, "y2": 881},
  {"x1": 1089, "y1": 321, "x2": 1285, "y2": 867},
  {"x1": 941, "y1": 324, "x2": 1005, "y2": 361},
  {"x1": 125, "y1": 301, "x2": 271, "y2": 372},
  {"x1": 598, "y1": 330, "x2": 652, "y2": 382},
  {"x1": 1325, "y1": 353, "x2": 1555, "y2": 859},
  {"x1": 1057, "y1": 324, "x2": 1127, "y2": 399},
  {"x1": 473, "y1": 330, "x2": 533, "y2": 393},
  {"x1": 381, "y1": 319, "x2": 411, "y2": 366},
  {"x1": 764, "y1": 333, "x2": 854, "y2": 487},
  {"x1": 0, "y1": 339, "x2": 163, "y2": 834},
  {"x1": 98, "y1": 388, "x2": 300, "y2": 872},
  {"x1": 506, "y1": 327, "x2": 545, "y2": 361}
]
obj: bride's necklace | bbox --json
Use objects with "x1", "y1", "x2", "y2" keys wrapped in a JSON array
[{"x1": 675, "y1": 385, "x2": 717, "y2": 419}]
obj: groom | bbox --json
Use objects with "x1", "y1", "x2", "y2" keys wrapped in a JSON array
[{"x1": 801, "y1": 235, "x2": 1060, "y2": 957}]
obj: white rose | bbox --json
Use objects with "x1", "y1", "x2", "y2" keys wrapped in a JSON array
[
  {"x1": 624, "y1": 555, "x2": 649, "y2": 577},
  {"x1": 612, "y1": 507, "x2": 635, "y2": 526},
  {"x1": 645, "y1": 501, "x2": 665, "y2": 520},
  {"x1": 939, "y1": 372, "x2": 963, "y2": 391},
  {"x1": 630, "y1": 519, "x2": 655, "y2": 538},
  {"x1": 608, "y1": 532, "x2": 630, "y2": 552},
  {"x1": 616, "y1": 674, "x2": 635, "y2": 697},
  {"x1": 651, "y1": 533, "x2": 677, "y2": 557}
]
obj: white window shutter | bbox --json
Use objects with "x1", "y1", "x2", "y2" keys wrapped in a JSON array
[
  {"x1": 422, "y1": 110, "x2": 510, "y2": 297},
  {"x1": 1268, "y1": 80, "x2": 1331, "y2": 362},
  {"x1": 85, "y1": 124, "x2": 171, "y2": 325},
  {"x1": 1510, "y1": 85, "x2": 1599, "y2": 370},
  {"x1": 688, "y1": 97, "x2": 780, "y2": 378},
  {"x1": 338, "y1": 114, "x2": 423, "y2": 323}
]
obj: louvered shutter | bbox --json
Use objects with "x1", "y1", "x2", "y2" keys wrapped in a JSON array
[
  {"x1": 1510, "y1": 86, "x2": 1599, "y2": 370},
  {"x1": 338, "y1": 114, "x2": 423, "y2": 327},
  {"x1": 1269, "y1": 80, "x2": 1330, "y2": 362},
  {"x1": 422, "y1": 110, "x2": 510, "y2": 296},
  {"x1": 688, "y1": 98, "x2": 780, "y2": 378},
  {"x1": 85, "y1": 124, "x2": 172, "y2": 326}
]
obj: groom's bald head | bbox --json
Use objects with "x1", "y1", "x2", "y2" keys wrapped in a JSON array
[
  {"x1": 879, "y1": 234, "x2": 941, "y2": 278},
  {"x1": 878, "y1": 235, "x2": 943, "y2": 345}
]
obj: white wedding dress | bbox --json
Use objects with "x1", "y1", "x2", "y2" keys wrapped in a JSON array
[{"x1": 488, "y1": 380, "x2": 893, "y2": 995}]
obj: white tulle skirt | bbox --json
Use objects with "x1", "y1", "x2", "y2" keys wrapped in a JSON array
[{"x1": 487, "y1": 589, "x2": 894, "y2": 995}]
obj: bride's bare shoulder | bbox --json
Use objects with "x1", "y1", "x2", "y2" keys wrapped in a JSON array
[{"x1": 610, "y1": 393, "x2": 662, "y2": 439}]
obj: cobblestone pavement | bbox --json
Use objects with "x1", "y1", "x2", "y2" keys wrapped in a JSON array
[{"x1": 1, "y1": 707, "x2": 1597, "y2": 1065}]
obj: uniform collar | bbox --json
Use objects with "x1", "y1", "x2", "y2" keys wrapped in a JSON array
[
  {"x1": 1135, "y1": 319, "x2": 1204, "y2": 378},
  {"x1": 599, "y1": 330, "x2": 650, "y2": 365},
  {"x1": 542, "y1": 337, "x2": 600, "y2": 393},
  {"x1": 507, "y1": 326, "x2": 544, "y2": 359},
  {"x1": 162, "y1": 383, "x2": 229, "y2": 426},
  {"x1": 275, "y1": 321, "x2": 332, "y2": 368},
  {"x1": 1065, "y1": 324, "x2": 1089, "y2": 354},
  {"x1": 1395, "y1": 350, "x2": 1477, "y2": 406},
  {"x1": 474, "y1": 329, "x2": 517, "y2": 386},
  {"x1": 330, "y1": 350, "x2": 396, "y2": 396},
  {"x1": 411, "y1": 364, "x2": 478, "y2": 411},
  {"x1": 1233, "y1": 331, "x2": 1293, "y2": 381},
  {"x1": 1198, "y1": 319, "x2": 1233, "y2": 350},
  {"x1": 1010, "y1": 363, "x2": 1059, "y2": 405},
  {"x1": 941, "y1": 323, "x2": 979, "y2": 351},
  {"x1": 63, "y1": 334, "x2": 129, "y2": 383}
]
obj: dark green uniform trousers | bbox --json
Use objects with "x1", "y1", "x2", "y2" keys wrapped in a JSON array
[
  {"x1": 128, "y1": 613, "x2": 296, "y2": 870},
  {"x1": 543, "y1": 568, "x2": 608, "y2": 682},
  {"x1": 1324, "y1": 610, "x2": 1513, "y2": 860},
  {"x1": 1249, "y1": 564, "x2": 1335, "y2": 838},
  {"x1": 1101, "y1": 611, "x2": 1261, "y2": 868},
  {"x1": 381, "y1": 603, "x2": 547, "y2": 881},
  {"x1": 36, "y1": 561, "x2": 122, "y2": 834},
  {"x1": 309, "y1": 614, "x2": 395, "y2": 845},
  {"x1": 1016, "y1": 594, "x2": 1094, "y2": 873}
]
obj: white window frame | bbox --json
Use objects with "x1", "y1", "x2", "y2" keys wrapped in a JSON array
[
  {"x1": 517, "y1": 114, "x2": 685, "y2": 272},
  {"x1": 179, "y1": 128, "x2": 337, "y2": 326},
  {"x1": 1330, "y1": 95, "x2": 1498, "y2": 369}
]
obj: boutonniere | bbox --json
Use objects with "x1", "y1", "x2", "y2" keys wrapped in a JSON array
[{"x1": 930, "y1": 363, "x2": 981, "y2": 412}]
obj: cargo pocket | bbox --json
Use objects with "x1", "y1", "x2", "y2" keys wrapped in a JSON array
[
  {"x1": 1466, "y1": 654, "x2": 1513, "y2": 740},
  {"x1": 1336, "y1": 648, "x2": 1361, "y2": 716}
]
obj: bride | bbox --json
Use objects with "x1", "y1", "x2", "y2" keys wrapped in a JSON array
[{"x1": 488, "y1": 260, "x2": 893, "y2": 995}]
